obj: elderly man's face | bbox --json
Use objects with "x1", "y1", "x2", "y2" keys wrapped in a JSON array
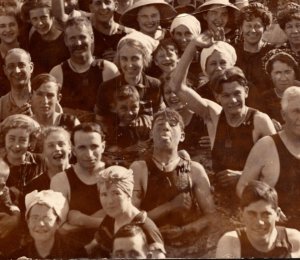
[
  {"x1": 4, "y1": 51, "x2": 33, "y2": 88},
  {"x1": 27, "y1": 204, "x2": 59, "y2": 243},
  {"x1": 282, "y1": 94, "x2": 300, "y2": 137},
  {"x1": 113, "y1": 234, "x2": 148, "y2": 259}
]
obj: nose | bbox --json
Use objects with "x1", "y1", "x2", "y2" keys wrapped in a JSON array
[
  {"x1": 292, "y1": 25, "x2": 299, "y2": 33},
  {"x1": 15, "y1": 66, "x2": 21, "y2": 73},
  {"x1": 42, "y1": 96, "x2": 49, "y2": 104}
]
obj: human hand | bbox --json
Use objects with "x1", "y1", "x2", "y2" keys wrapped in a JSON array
[
  {"x1": 272, "y1": 119, "x2": 282, "y2": 132},
  {"x1": 211, "y1": 27, "x2": 226, "y2": 41},
  {"x1": 160, "y1": 225, "x2": 185, "y2": 240},
  {"x1": 199, "y1": 136, "x2": 211, "y2": 149},
  {"x1": 12, "y1": 103, "x2": 33, "y2": 117},
  {"x1": 216, "y1": 169, "x2": 241, "y2": 187},
  {"x1": 67, "y1": 210, "x2": 84, "y2": 226},
  {"x1": 194, "y1": 32, "x2": 214, "y2": 49},
  {"x1": 169, "y1": 192, "x2": 192, "y2": 211}
]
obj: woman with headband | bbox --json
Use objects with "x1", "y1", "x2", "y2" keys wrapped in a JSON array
[{"x1": 85, "y1": 165, "x2": 165, "y2": 258}]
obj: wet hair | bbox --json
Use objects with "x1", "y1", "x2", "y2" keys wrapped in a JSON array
[
  {"x1": 114, "y1": 85, "x2": 140, "y2": 103},
  {"x1": 71, "y1": 122, "x2": 105, "y2": 145},
  {"x1": 277, "y1": 2, "x2": 300, "y2": 30},
  {"x1": 209, "y1": 66, "x2": 248, "y2": 94},
  {"x1": 114, "y1": 38, "x2": 152, "y2": 70},
  {"x1": 5, "y1": 48, "x2": 31, "y2": 64},
  {"x1": 64, "y1": 16, "x2": 94, "y2": 38},
  {"x1": 152, "y1": 38, "x2": 179, "y2": 60},
  {"x1": 152, "y1": 107, "x2": 185, "y2": 131},
  {"x1": 236, "y1": 2, "x2": 273, "y2": 29},
  {"x1": 113, "y1": 224, "x2": 148, "y2": 246},
  {"x1": 240, "y1": 181, "x2": 278, "y2": 210},
  {"x1": 263, "y1": 49, "x2": 298, "y2": 76},
  {"x1": 31, "y1": 73, "x2": 62, "y2": 95},
  {"x1": 281, "y1": 86, "x2": 300, "y2": 112},
  {"x1": 40, "y1": 126, "x2": 71, "y2": 149},
  {"x1": 21, "y1": 0, "x2": 52, "y2": 22}
]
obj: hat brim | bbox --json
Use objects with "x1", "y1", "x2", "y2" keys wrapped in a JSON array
[
  {"x1": 195, "y1": 0, "x2": 239, "y2": 14},
  {"x1": 120, "y1": 0, "x2": 177, "y2": 28}
]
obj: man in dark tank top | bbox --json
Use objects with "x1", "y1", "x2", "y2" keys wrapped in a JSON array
[{"x1": 217, "y1": 181, "x2": 300, "y2": 258}]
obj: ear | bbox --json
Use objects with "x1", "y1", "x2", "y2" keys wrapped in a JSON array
[
  {"x1": 180, "y1": 131, "x2": 185, "y2": 142},
  {"x1": 281, "y1": 109, "x2": 286, "y2": 122},
  {"x1": 57, "y1": 93, "x2": 62, "y2": 102},
  {"x1": 244, "y1": 86, "x2": 249, "y2": 99},
  {"x1": 101, "y1": 141, "x2": 106, "y2": 153},
  {"x1": 29, "y1": 62, "x2": 34, "y2": 74},
  {"x1": 203, "y1": 12, "x2": 208, "y2": 22},
  {"x1": 275, "y1": 207, "x2": 281, "y2": 222},
  {"x1": 238, "y1": 208, "x2": 244, "y2": 223}
]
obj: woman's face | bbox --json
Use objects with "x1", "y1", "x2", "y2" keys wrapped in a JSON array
[
  {"x1": 241, "y1": 17, "x2": 264, "y2": 45},
  {"x1": 205, "y1": 50, "x2": 232, "y2": 78},
  {"x1": 172, "y1": 25, "x2": 194, "y2": 52},
  {"x1": 203, "y1": 5, "x2": 229, "y2": 32},
  {"x1": 119, "y1": 44, "x2": 144, "y2": 78},
  {"x1": 43, "y1": 131, "x2": 71, "y2": 170},
  {"x1": 0, "y1": 15, "x2": 19, "y2": 45},
  {"x1": 137, "y1": 5, "x2": 160, "y2": 36},
  {"x1": 270, "y1": 60, "x2": 296, "y2": 93},
  {"x1": 29, "y1": 7, "x2": 54, "y2": 36},
  {"x1": 27, "y1": 204, "x2": 59, "y2": 244},
  {"x1": 100, "y1": 183, "x2": 131, "y2": 219}
]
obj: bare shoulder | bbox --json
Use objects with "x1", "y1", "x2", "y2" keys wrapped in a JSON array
[
  {"x1": 50, "y1": 171, "x2": 69, "y2": 191},
  {"x1": 253, "y1": 110, "x2": 276, "y2": 135},
  {"x1": 130, "y1": 161, "x2": 148, "y2": 180},
  {"x1": 286, "y1": 228, "x2": 300, "y2": 257},
  {"x1": 216, "y1": 230, "x2": 240, "y2": 258},
  {"x1": 189, "y1": 161, "x2": 210, "y2": 185}
]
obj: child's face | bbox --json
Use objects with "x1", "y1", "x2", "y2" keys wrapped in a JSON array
[
  {"x1": 5, "y1": 128, "x2": 30, "y2": 161},
  {"x1": 115, "y1": 98, "x2": 140, "y2": 126},
  {"x1": 154, "y1": 46, "x2": 179, "y2": 74}
]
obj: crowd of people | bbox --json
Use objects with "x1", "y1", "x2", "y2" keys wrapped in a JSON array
[{"x1": 0, "y1": 0, "x2": 300, "y2": 258}]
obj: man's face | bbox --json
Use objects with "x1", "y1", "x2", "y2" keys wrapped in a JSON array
[
  {"x1": 0, "y1": 15, "x2": 18, "y2": 45},
  {"x1": 65, "y1": 25, "x2": 93, "y2": 60},
  {"x1": 203, "y1": 5, "x2": 229, "y2": 33},
  {"x1": 90, "y1": 0, "x2": 117, "y2": 23},
  {"x1": 270, "y1": 61, "x2": 295, "y2": 94},
  {"x1": 137, "y1": 5, "x2": 160, "y2": 36},
  {"x1": 43, "y1": 131, "x2": 71, "y2": 169},
  {"x1": 113, "y1": 234, "x2": 148, "y2": 259},
  {"x1": 29, "y1": 7, "x2": 53, "y2": 36},
  {"x1": 5, "y1": 128, "x2": 30, "y2": 163},
  {"x1": 115, "y1": 97, "x2": 140, "y2": 126},
  {"x1": 216, "y1": 81, "x2": 248, "y2": 116},
  {"x1": 27, "y1": 204, "x2": 59, "y2": 243},
  {"x1": 154, "y1": 46, "x2": 179, "y2": 74},
  {"x1": 151, "y1": 114, "x2": 184, "y2": 149},
  {"x1": 4, "y1": 51, "x2": 33, "y2": 89},
  {"x1": 282, "y1": 95, "x2": 300, "y2": 137},
  {"x1": 119, "y1": 45, "x2": 144, "y2": 78},
  {"x1": 241, "y1": 17, "x2": 264, "y2": 46},
  {"x1": 163, "y1": 82, "x2": 185, "y2": 110},
  {"x1": 31, "y1": 82, "x2": 60, "y2": 117},
  {"x1": 172, "y1": 25, "x2": 194, "y2": 52},
  {"x1": 72, "y1": 131, "x2": 105, "y2": 170},
  {"x1": 241, "y1": 200, "x2": 279, "y2": 244},
  {"x1": 284, "y1": 18, "x2": 300, "y2": 46}
]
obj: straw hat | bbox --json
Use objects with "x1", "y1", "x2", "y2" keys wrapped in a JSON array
[
  {"x1": 195, "y1": 0, "x2": 239, "y2": 13},
  {"x1": 120, "y1": 0, "x2": 177, "y2": 29}
]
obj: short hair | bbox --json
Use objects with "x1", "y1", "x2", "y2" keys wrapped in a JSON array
[
  {"x1": 113, "y1": 224, "x2": 148, "y2": 245},
  {"x1": 64, "y1": 16, "x2": 93, "y2": 38},
  {"x1": 31, "y1": 73, "x2": 62, "y2": 95},
  {"x1": 4, "y1": 48, "x2": 31, "y2": 64},
  {"x1": 240, "y1": 181, "x2": 278, "y2": 210},
  {"x1": 21, "y1": 0, "x2": 52, "y2": 22},
  {"x1": 263, "y1": 49, "x2": 298, "y2": 76},
  {"x1": 152, "y1": 108, "x2": 185, "y2": 131},
  {"x1": 40, "y1": 126, "x2": 71, "y2": 149},
  {"x1": 277, "y1": 2, "x2": 300, "y2": 30},
  {"x1": 236, "y1": 3, "x2": 273, "y2": 29},
  {"x1": 114, "y1": 85, "x2": 140, "y2": 103},
  {"x1": 209, "y1": 66, "x2": 248, "y2": 94},
  {"x1": 71, "y1": 122, "x2": 105, "y2": 145},
  {"x1": 152, "y1": 38, "x2": 179, "y2": 60},
  {"x1": 281, "y1": 86, "x2": 300, "y2": 112},
  {"x1": 114, "y1": 38, "x2": 152, "y2": 69}
]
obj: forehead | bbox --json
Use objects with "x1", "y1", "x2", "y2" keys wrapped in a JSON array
[
  {"x1": 286, "y1": 96, "x2": 300, "y2": 110},
  {"x1": 65, "y1": 24, "x2": 91, "y2": 37},
  {"x1": 206, "y1": 5, "x2": 228, "y2": 14},
  {"x1": 173, "y1": 24, "x2": 190, "y2": 33},
  {"x1": 35, "y1": 82, "x2": 58, "y2": 92},
  {"x1": 137, "y1": 5, "x2": 159, "y2": 15},
  {"x1": 0, "y1": 15, "x2": 17, "y2": 23},
  {"x1": 29, "y1": 7, "x2": 50, "y2": 17},
  {"x1": 30, "y1": 204, "x2": 53, "y2": 215},
  {"x1": 207, "y1": 50, "x2": 228, "y2": 62},
  {"x1": 6, "y1": 127, "x2": 30, "y2": 137},
  {"x1": 119, "y1": 45, "x2": 142, "y2": 57},
  {"x1": 243, "y1": 17, "x2": 263, "y2": 24},
  {"x1": 73, "y1": 130, "x2": 102, "y2": 145},
  {"x1": 271, "y1": 60, "x2": 293, "y2": 71},
  {"x1": 45, "y1": 131, "x2": 69, "y2": 143},
  {"x1": 117, "y1": 97, "x2": 139, "y2": 106},
  {"x1": 220, "y1": 81, "x2": 245, "y2": 93},
  {"x1": 243, "y1": 200, "x2": 276, "y2": 213},
  {"x1": 286, "y1": 18, "x2": 300, "y2": 26},
  {"x1": 5, "y1": 52, "x2": 30, "y2": 64}
]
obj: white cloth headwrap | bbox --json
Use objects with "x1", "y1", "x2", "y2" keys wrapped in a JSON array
[
  {"x1": 25, "y1": 190, "x2": 68, "y2": 223},
  {"x1": 200, "y1": 41, "x2": 237, "y2": 76},
  {"x1": 170, "y1": 13, "x2": 201, "y2": 37},
  {"x1": 118, "y1": 31, "x2": 159, "y2": 56}
]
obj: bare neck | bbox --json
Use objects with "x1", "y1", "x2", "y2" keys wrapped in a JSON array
[
  {"x1": 34, "y1": 237, "x2": 55, "y2": 258},
  {"x1": 243, "y1": 40, "x2": 264, "y2": 53}
]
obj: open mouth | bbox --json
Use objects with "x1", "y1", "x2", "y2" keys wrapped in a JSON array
[{"x1": 53, "y1": 153, "x2": 64, "y2": 160}]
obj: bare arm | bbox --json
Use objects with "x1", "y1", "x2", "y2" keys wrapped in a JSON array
[
  {"x1": 102, "y1": 60, "x2": 120, "y2": 82},
  {"x1": 50, "y1": 171, "x2": 70, "y2": 201},
  {"x1": 286, "y1": 228, "x2": 300, "y2": 258},
  {"x1": 50, "y1": 64, "x2": 63, "y2": 85},
  {"x1": 253, "y1": 111, "x2": 276, "y2": 142},
  {"x1": 52, "y1": 0, "x2": 69, "y2": 22},
  {"x1": 67, "y1": 209, "x2": 105, "y2": 229},
  {"x1": 130, "y1": 161, "x2": 147, "y2": 209},
  {"x1": 216, "y1": 231, "x2": 241, "y2": 258}
]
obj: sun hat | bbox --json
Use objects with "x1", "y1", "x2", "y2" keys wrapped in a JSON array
[
  {"x1": 195, "y1": 0, "x2": 239, "y2": 14},
  {"x1": 120, "y1": 0, "x2": 177, "y2": 29}
]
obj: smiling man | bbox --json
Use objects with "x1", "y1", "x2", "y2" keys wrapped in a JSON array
[
  {"x1": 217, "y1": 181, "x2": 300, "y2": 258},
  {"x1": 51, "y1": 122, "x2": 106, "y2": 246}
]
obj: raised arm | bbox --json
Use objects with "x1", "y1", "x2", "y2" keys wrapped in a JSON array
[{"x1": 52, "y1": 0, "x2": 69, "y2": 23}]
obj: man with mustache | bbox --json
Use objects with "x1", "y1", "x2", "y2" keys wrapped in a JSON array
[
  {"x1": 50, "y1": 16, "x2": 119, "y2": 122},
  {"x1": 0, "y1": 48, "x2": 33, "y2": 121}
]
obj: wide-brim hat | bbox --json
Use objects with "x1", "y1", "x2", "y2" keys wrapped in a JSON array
[
  {"x1": 195, "y1": 0, "x2": 239, "y2": 14},
  {"x1": 120, "y1": 0, "x2": 177, "y2": 29}
]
